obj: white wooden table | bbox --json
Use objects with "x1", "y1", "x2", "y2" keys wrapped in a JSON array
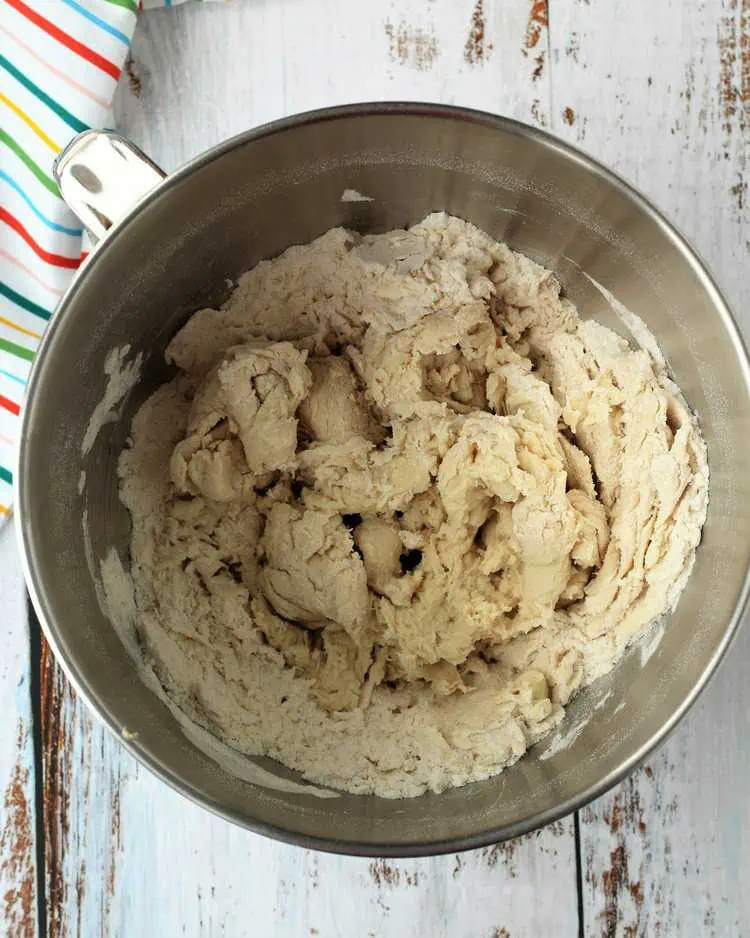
[{"x1": 2, "y1": 1, "x2": 749, "y2": 935}]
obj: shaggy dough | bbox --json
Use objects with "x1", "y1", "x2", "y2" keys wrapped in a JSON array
[{"x1": 120, "y1": 214, "x2": 708, "y2": 797}]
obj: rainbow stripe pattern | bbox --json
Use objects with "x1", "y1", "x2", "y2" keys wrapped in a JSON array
[{"x1": 0, "y1": 0, "x2": 217, "y2": 523}]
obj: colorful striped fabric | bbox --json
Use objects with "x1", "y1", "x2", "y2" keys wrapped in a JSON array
[{"x1": 0, "y1": 0, "x2": 218, "y2": 523}]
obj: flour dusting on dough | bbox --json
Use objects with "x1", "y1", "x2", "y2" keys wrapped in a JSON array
[{"x1": 117, "y1": 214, "x2": 708, "y2": 797}]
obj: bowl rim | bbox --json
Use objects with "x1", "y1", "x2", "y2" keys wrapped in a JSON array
[{"x1": 16, "y1": 101, "x2": 750, "y2": 857}]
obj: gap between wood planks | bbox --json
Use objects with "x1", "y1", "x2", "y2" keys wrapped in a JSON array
[{"x1": 28, "y1": 598, "x2": 47, "y2": 938}]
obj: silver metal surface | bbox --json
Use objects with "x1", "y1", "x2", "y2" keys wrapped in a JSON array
[
  {"x1": 17, "y1": 104, "x2": 750, "y2": 856},
  {"x1": 53, "y1": 130, "x2": 165, "y2": 244}
]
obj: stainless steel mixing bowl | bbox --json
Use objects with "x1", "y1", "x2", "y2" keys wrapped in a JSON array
[{"x1": 16, "y1": 104, "x2": 750, "y2": 856}]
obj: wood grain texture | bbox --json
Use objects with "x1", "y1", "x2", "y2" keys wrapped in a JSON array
[
  {"x1": 39, "y1": 647, "x2": 128, "y2": 938},
  {"x1": 0, "y1": 525, "x2": 38, "y2": 938},
  {"x1": 550, "y1": 0, "x2": 750, "y2": 934},
  {"x1": 114, "y1": 0, "x2": 554, "y2": 171}
]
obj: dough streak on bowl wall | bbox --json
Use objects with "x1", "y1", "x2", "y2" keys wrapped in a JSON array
[{"x1": 115, "y1": 213, "x2": 708, "y2": 798}]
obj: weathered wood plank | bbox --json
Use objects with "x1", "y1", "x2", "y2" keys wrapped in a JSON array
[
  {"x1": 549, "y1": 0, "x2": 750, "y2": 934},
  {"x1": 0, "y1": 524, "x2": 39, "y2": 938},
  {"x1": 34, "y1": 1, "x2": 581, "y2": 935},
  {"x1": 39, "y1": 644, "x2": 128, "y2": 938},
  {"x1": 115, "y1": 0, "x2": 554, "y2": 173}
]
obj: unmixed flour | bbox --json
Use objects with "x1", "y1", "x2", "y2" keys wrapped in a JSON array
[{"x1": 119, "y1": 213, "x2": 708, "y2": 797}]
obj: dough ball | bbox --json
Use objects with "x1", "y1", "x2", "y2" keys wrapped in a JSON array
[
  {"x1": 260, "y1": 503, "x2": 371, "y2": 637},
  {"x1": 298, "y1": 357, "x2": 383, "y2": 444},
  {"x1": 171, "y1": 341, "x2": 311, "y2": 500}
]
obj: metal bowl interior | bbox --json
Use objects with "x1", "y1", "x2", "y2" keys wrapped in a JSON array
[{"x1": 17, "y1": 104, "x2": 750, "y2": 855}]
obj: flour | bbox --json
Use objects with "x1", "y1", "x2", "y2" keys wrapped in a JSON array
[
  {"x1": 99, "y1": 546, "x2": 140, "y2": 662},
  {"x1": 118, "y1": 213, "x2": 708, "y2": 797},
  {"x1": 82, "y1": 344, "x2": 143, "y2": 456},
  {"x1": 340, "y1": 188, "x2": 374, "y2": 202},
  {"x1": 538, "y1": 684, "x2": 614, "y2": 761},
  {"x1": 584, "y1": 272, "x2": 667, "y2": 368}
]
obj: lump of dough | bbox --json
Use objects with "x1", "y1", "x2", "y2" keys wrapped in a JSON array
[
  {"x1": 299, "y1": 415, "x2": 459, "y2": 515},
  {"x1": 512, "y1": 481, "x2": 576, "y2": 618},
  {"x1": 436, "y1": 412, "x2": 535, "y2": 540},
  {"x1": 548, "y1": 319, "x2": 708, "y2": 651},
  {"x1": 411, "y1": 212, "x2": 498, "y2": 301},
  {"x1": 373, "y1": 412, "x2": 581, "y2": 679},
  {"x1": 355, "y1": 230, "x2": 430, "y2": 273},
  {"x1": 353, "y1": 216, "x2": 496, "y2": 334},
  {"x1": 568, "y1": 489, "x2": 609, "y2": 569},
  {"x1": 164, "y1": 228, "x2": 363, "y2": 376},
  {"x1": 260, "y1": 503, "x2": 372, "y2": 639},
  {"x1": 491, "y1": 253, "x2": 578, "y2": 349},
  {"x1": 373, "y1": 533, "x2": 522, "y2": 682},
  {"x1": 358, "y1": 301, "x2": 494, "y2": 419},
  {"x1": 170, "y1": 341, "x2": 311, "y2": 500},
  {"x1": 545, "y1": 323, "x2": 630, "y2": 509},
  {"x1": 251, "y1": 594, "x2": 318, "y2": 673},
  {"x1": 298, "y1": 356, "x2": 383, "y2": 444},
  {"x1": 354, "y1": 518, "x2": 402, "y2": 594},
  {"x1": 313, "y1": 625, "x2": 374, "y2": 712},
  {"x1": 251, "y1": 595, "x2": 370, "y2": 712},
  {"x1": 558, "y1": 434, "x2": 597, "y2": 499},
  {"x1": 354, "y1": 517, "x2": 423, "y2": 606},
  {"x1": 435, "y1": 669, "x2": 561, "y2": 763},
  {"x1": 260, "y1": 502, "x2": 378, "y2": 713},
  {"x1": 488, "y1": 357, "x2": 562, "y2": 431}
]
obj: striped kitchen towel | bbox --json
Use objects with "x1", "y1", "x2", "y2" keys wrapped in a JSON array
[{"x1": 0, "y1": 0, "x2": 219, "y2": 524}]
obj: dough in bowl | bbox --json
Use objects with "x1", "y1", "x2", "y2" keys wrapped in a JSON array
[{"x1": 119, "y1": 213, "x2": 708, "y2": 797}]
